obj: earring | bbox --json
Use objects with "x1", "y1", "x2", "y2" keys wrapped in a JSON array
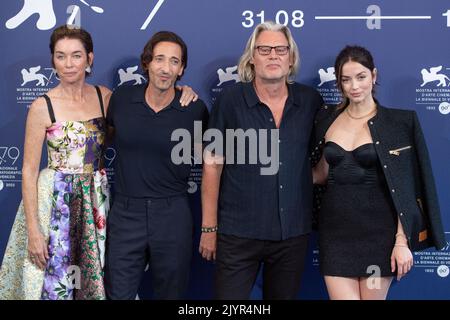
[{"x1": 85, "y1": 65, "x2": 92, "y2": 73}]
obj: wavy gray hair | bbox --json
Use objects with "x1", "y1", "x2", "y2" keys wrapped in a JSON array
[{"x1": 238, "y1": 21, "x2": 300, "y2": 83}]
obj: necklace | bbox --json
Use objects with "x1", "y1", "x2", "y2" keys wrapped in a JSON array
[{"x1": 346, "y1": 106, "x2": 377, "y2": 120}]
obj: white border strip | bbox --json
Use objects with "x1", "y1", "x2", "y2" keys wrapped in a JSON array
[{"x1": 315, "y1": 16, "x2": 431, "y2": 20}]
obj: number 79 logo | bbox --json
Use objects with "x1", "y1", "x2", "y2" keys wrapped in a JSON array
[{"x1": 0, "y1": 147, "x2": 20, "y2": 166}]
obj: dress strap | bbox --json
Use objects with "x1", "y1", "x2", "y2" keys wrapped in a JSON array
[
  {"x1": 94, "y1": 85, "x2": 105, "y2": 118},
  {"x1": 42, "y1": 94, "x2": 56, "y2": 123}
]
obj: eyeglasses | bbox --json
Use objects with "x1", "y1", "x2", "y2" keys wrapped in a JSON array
[{"x1": 255, "y1": 45, "x2": 290, "y2": 56}]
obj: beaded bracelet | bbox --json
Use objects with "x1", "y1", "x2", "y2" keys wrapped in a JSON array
[{"x1": 201, "y1": 225, "x2": 218, "y2": 233}]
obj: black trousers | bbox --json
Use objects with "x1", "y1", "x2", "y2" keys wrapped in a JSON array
[
  {"x1": 215, "y1": 233, "x2": 308, "y2": 300},
  {"x1": 104, "y1": 193, "x2": 192, "y2": 300}
]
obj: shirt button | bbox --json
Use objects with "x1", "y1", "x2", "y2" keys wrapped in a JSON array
[
  {"x1": 375, "y1": 141, "x2": 380, "y2": 145},
  {"x1": 400, "y1": 212, "x2": 403, "y2": 216},
  {"x1": 392, "y1": 189, "x2": 395, "y2": 193},
  {"x1": 369, "y1": 121, "x2": 374, "y2": 125},
  {"x1": 280, "y1": 208, "x2": 284, "y2": 212},
  {"x1": 269, "y1": 118, "x2": 273, "y2": 122},
  {"x1": 324, "y1": 105, "x2": 328, "y2": 109},
  {"x1": 280, "y1": 185, "x2": 283, "y2": 189},
  {"x1": 278, "y1": 139, "x2": 281, "y2": 143},
  {"x1": 279, "y1": 162, "x2": 283, "y2": 166},
  {"x1": 383, "y1": 165, "x2": 387, "y2": 169}
]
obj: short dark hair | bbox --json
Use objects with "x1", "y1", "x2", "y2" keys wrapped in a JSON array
[
  {"x1": 49, "y1": 25, "x2": 94, "y2": 74},
  {"x1": 334, "y1": 45, "x2": 376, "y2": 107},
  {"x1": 140, "y1": 31, "x2": 188, "y2": 79}
]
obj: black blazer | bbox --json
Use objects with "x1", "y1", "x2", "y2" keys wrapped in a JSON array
[{"x1": 311, "y1": 104, "x2": 446, "y2": 251}]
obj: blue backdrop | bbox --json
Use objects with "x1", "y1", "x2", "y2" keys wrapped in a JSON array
[{"x1": 0, "y1": 0, "x2": 449, "y2": 299}]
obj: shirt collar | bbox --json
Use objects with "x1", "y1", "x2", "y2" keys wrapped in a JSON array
[
  {"x1": 243, "y1": 81, "x2": 298, "y2": 108},
  {"x1": 243, "y1": 82, "x2": 260, "y2": 108},
  {"x1": 130, "y1": 84, "x2": 185, "y2": 111}
]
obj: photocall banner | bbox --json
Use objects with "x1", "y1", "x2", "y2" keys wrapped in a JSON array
[{"x1": 0, "y1": 0, "x2": 449, "y2": 299}]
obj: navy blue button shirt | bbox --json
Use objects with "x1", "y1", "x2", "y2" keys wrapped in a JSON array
[
  {"x1": 208, "y1": 82, "x2": 323, "y2": 240},
  {"x1": 107, "y1": 84, "x2": 209, "y2": 198}
]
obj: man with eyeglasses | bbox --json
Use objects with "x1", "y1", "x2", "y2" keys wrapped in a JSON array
[{"x1": 199, "y1": 21, "x2": 324, "y2": 299}]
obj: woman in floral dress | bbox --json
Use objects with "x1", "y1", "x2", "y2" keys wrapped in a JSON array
[{"x1": 0, "y1": 25, "x2": 110, "y2": 300}]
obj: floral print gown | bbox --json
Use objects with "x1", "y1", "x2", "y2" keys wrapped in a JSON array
[{"x1": 0, "y1": 111, "x2": 109, "y2": 300}]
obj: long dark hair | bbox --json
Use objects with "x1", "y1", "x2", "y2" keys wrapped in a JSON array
[{"x1": 334, "y1": 45, "x2": 376, "y2": 108}]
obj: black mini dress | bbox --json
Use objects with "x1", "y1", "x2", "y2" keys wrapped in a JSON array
[{"x1": 318, "y1": 141, "x2": 397, "y2": 277}]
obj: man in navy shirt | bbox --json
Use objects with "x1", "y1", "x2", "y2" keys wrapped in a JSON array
[
  {"x1": 199, "y1": 22, "x2": 323, "y2": 299},
  {"x1": 105, "y1": 31, "x2": 208, "y2": 299}
]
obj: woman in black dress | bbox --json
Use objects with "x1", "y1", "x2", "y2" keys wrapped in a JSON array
[{"x1": 312, "y1": 46, "x2": 446, "y2": 299}]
